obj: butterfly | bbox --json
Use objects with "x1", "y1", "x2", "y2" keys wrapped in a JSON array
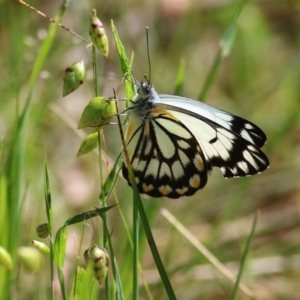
[{"x1": 122, "y1": 80, "x2": 269, "y2": 199}]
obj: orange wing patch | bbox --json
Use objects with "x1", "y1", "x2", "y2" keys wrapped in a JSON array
[
  {"x1": 159, "y1": 185, "x2": 172, "y2": 196},
  {"x1": 175, "y1": 186, "x2": 188, "y2": 195},
  {"x1": 189, "y1": 175, "x2": 201, "y2": 188},
  {"x1": 142, "y1": 183, "x2": 154, "y2": 193},
  {"x1": 151, "y1": 108, "x2": 179, "y2": 120}
]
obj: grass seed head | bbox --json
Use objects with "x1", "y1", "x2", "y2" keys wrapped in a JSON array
[
  {"x1": 89, "y1": 9, "x2": 109, "y2": 58},
  {"x1": 84, "y1": 245, "x2": 109, "y2": 285}
]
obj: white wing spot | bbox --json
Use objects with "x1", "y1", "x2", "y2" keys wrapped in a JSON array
[
  {"x1": 237, "y1": 161, "x2": 249, "y2": 173},
  {"x1": 178, "y1": 140, "x2": 190, "y2": 149},
  {"x1": 243, "y1": 150, "x2": 259, "y2": 170},
  {"x1": 245, "y1": 123, "x2": 254, "y2": 129},
  {"x1": 145, "y1": 159, "x2": 160, "y2": 178},
  {"x1": 178, "y1": 150, "x2": 190, "y2": 166},
  {"x1": 172, "y1": 160, "x2": 185, "y2": 177},
  {"x1": 159, "y1": 162, "x2": 171, "y2": 178}
]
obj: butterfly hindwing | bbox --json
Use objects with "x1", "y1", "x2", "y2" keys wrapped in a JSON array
[{"x1": 122, "y1": 108, "x2": 208, "y2": 198}]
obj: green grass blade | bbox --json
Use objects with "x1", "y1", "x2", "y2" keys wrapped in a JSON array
[
  {"x1": 123, "y1": 148, "x2": 176, "y2": 299},
  {"x1": 198, "y1": 0, "x2": 248, "y2": 101},
  {"x1": 231, "y1": 211, "x2": 258, "y2": 300},
  {"x1": 111, "y1": 20, "x2": 136, "y2": 100},
  {"x1": 99, "y1": 152, "x2": 123, "y2": 201},
  {"x1": 57, "y1": 266, "x2": 68, "y2": 300},
  {"x1": 44, "y1": 161, "x2": 54, "y2": 300},
  {"x1": 54, "y1": 227, "x2": 67, "y2": 268},
  {"x1": 174, "y1": 57, "x2": 185, "y2": 95},
  {"x1": 70, "y1": 267, "x2": 95, "y2": 300},
  {"x1": 104, "y1": 224, "x2": 124, "y2": 300},
  {"x1": 28, "y1": 1, "x2": 70, "y2": 91},
  {"x1": 44, "y1": 161, "x2": 53, "y2": 231},
  {"x1": 62, "y1": 206, "x2": 116, "y2": 227}
]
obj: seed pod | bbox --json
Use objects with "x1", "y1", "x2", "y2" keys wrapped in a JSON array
[
  {"x1": 63, "y1": 61, "x2": 87, "y2": 97},
  {"x1": 0, "y1": 246, "x2": 13, "y2": 270},
  {"x1": 32, "y1": 240, "x2": 50, "y2": 256},
  {"x1": 77, "y1": 132, "x2": 98, "y2": 156},
  {"x1": 78, "y1": 96, "x2": 116, "y2": 130},
  {"x1": 84, "y1": 245, "x2": 109, "y2": 285},
  {"x1": 89, "y1": 9, "x2": 109, "y2": 58},
  {"x1": 18, "y1": 247, "x2": 43, "y2": 273},
  {"x1": 36, "y1": 223, "x2": 50, "y2": 238}
]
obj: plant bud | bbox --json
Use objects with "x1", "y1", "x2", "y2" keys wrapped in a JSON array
[
  {"x1": 32, "y1": 240, "x2": 50, "y2": 255},
  {"x1": 89, "y1": 9, "x2": 109, "y2": 58},
  {"x1": 77, "y1": 132, "x2": 98, "y2": 156},
  {"x1": 84, "y1": 245, "x2": 109, "y2": 285},
  {"x1": 36, "y1": 223, "x2": 50, "y2": 238},
  {"x1": 63, "y1": 61, "x2": 86, "y2": 97},
  {"x1": 0, "y1": 246, "x2": 13, "y2": 270}
]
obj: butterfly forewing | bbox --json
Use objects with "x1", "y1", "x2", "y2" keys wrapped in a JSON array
[
  {"x1": 123, "y1": 108, "x2": 208, "y2": 198},
  {"x1": 156, "y1": 103, "x2": 269, "y2": 178},
  {"x1": 158, "y1": 95, "x2": 267, "y2": 148}
]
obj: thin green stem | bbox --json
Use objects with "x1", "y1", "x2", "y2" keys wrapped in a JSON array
[
  {"x1": 231, "y1": 212, "x2": 258, "y2": 300},
  {"x1": 132, "y1": 192, "x2": 139, "y2": 300},
  {"x1": 115, "y1": 105, "x2": 176, "y2": 299}
]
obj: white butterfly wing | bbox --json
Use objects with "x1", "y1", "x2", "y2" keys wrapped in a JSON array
[
  {"x1": 157, "y1": 94, "x2": 267, "y2": 148},
  {"x1": 155, "y1": 94, "x2": 269, "y2": 178}
]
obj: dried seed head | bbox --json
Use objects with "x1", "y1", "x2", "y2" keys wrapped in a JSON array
[
  {"x1": 84, "y1": 245, "x2": 109, "y2": 285},
  {"x1": 89, "y1": 9, "x2": 109, "y2": 58}
]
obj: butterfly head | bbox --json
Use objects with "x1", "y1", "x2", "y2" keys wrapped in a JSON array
[{"x1": 136, "y1": 81, "x2": 160, "y2": 103}]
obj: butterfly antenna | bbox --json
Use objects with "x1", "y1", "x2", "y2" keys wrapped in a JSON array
[{"x1": 146, "y1": 26, "x2": 151, "y2": 83}]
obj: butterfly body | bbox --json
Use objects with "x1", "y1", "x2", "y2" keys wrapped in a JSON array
[{"x1": 122, "y1": 82, "x2": 269, "y2": 198}]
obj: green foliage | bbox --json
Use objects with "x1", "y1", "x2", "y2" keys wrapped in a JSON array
[{"x1": 1, "y1": 0, "x2": 299, "y2": 299}]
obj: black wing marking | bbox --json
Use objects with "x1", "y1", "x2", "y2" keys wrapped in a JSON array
[
  {"x1": 122, "y1": 110, "x2": 209, "y2": 198},
  {"x1": 158, "y1": 94, "x2": 267, "y2": 148},
  {"x1": 160, "y1": 108, "x2": 269, "y2": 178}
]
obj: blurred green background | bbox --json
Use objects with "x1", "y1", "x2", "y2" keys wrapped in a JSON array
[{"x1": 0, "y1": 0, "x2": 299, "y2": 299}]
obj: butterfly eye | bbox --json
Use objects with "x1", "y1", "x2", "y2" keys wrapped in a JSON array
[{"x1": 137, "y1": 83, "x2": 151, "y2": 99}]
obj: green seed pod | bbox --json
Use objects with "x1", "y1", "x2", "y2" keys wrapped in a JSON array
[
  {"x1": 63, "y1": 61, "x2": 87, "y2": 97},
  {"x1": 89, "y1": 9, "x2": 109, "y2": 58},
  {"x1": 0, "y1": 246, "x2": 13, "y2": 270},
  {"x1": 36, "y1": 223, "x2": 50, "y2": 238},
  {"x1": 18, "y1": 247, "x2": 43, "y2": 273},
  {"x1": 32, "y1": 240, "x2": 50, "y2": 256},
  {"x1": 78, "y1": 96, "x2": 116, "y2": 130},
  {"x1": 77, "y1": 132, "x2": 98, "y2": 156},
  {"x1": 84, "y1": 245, "x2": 109, "y2": 285}
]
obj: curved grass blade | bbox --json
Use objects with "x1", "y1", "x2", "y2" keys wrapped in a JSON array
[
  {"x1": 198, "y1": 0, "x2": 248, "y2": 101},
  {"x1": 99, "y1": 152, "x2": 123, "y2": 201},
  {"x1": 231, "y1": 211, "x2": 258, "y2": 300}
]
